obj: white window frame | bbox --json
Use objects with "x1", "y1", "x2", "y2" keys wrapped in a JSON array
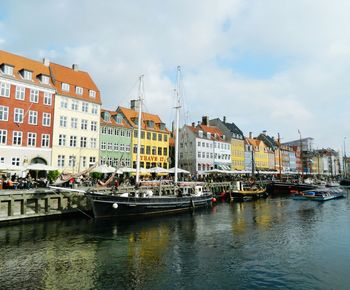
[
  {"x1": 15, "y1": 86, "x2": 25, "y2": 100},
  {"x1": 23, "y1": 70, "x2": 32, "y2": 80},
  {"x1": 0, "y1": 81, "x2": 10, "y2": 98},
  {"x1": 42, "y1": 113, "x2": 51, "y2": 127},
  {"x1": 41, "y1": 75, "x2": 50, "y2": 85},
  {"x1": 0, "y1": 129, "x2": 7, "y2": 144},
  {"x1": 71, "y1": 100, "x2": 79, "y2": 111},
  {"x1": 11, "y1": 157, "x2": 20, "y2": 166},
  {"x1": 28, "y1": 110, "x2": 38, "y2": 125},
  {"x1": 60, "y1": 116, "x2": 67, "y2": 128},
  {"x1": 3, "y1": 65, "x2": 13, "y2": 75},
  {"x1": 71, "y1": 117, "x2": 78, "y2": 129},
  {"x1": 89, "y1": 90, "x2": 96, "y2": 98},
  {"x1": 27, "y1": 132, "x2": 36, "y2": 147},
  {"x1": 41, "y1": 134, "x2": 50, "y2": 147},
  {"x1": 58, "y1": 134, "x2": 66, "y2": 146},
  {"x1": 60, "y1": 97, "x2": 68, "y2": 109},
  {"x1": 92, "y1": 104, "x2": 98, "y2": 114},
  {"x1": 75, "y1": 86, "x2": 83, "y2": 95},
  {"x1": 0, "y1": 106, "x2": 9, "y2": 121},
  {"x1": 14, "y1": 108, "x2": 24, "y2": 123},
  {"x1": 44, "y1": 92, "x2": 52, "y2": 105},
  {"x1": 30, "y1": 89, "x2": 39, "y2": 103},
  {"x1": 81, "y1": 119, "x2": 88, "y2": 130},
  {"x1": 70, "y1": 136, "x2": 77, "y2": 147},
  {"x1": 62, "y1": 83, "x2": 70, "y2": 92},
  {"x1": 82, "y1": 102, "x2": 89, "y2": 112},
  {"x1": 91, "y1": 121, "x2": 97, "y2": 131},
  {"x1": 12, "y1": 131, "x2": 22, "y2": 146},
  {"x1": 58, "y1": 155, "x2": 65, "y2": 167}
]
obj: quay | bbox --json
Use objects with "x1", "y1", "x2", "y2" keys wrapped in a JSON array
[{"x1": 0, "y1": 181, "x2": 271, "y2": 224}]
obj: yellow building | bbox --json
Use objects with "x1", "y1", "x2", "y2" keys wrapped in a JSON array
[
  {"x1": 231, "y1": 138, "x2": 245, "y2": 170},
  {"x1": 247, "y1": 138, "x2": 269, "y2": 170},
  {"x1": 118, "y1": 101, "x2": 170, "y2": 169}
]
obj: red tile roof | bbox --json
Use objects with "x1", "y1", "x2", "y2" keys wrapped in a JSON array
[
  {"x1": 49, "y1": 62, "x2": 101, "y2": 104},
  {"x1": 118, "y1": 106, "x2": 169, "y2": 133},
  {"x1": 100, "y1": 109, "x2": 131, "y2": 128},
  {"x1": 0, "y1": 50, "x2": 53, "y2": 88}
]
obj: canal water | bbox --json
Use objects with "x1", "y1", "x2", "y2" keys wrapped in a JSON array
[{"x1": 1, "y1": 193, "x2": 350, "y2": 290}]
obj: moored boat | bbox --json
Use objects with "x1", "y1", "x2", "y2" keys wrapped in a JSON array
[
  {"x1": 292, "y1": 187, "x2": 344, "y2": 201},
  {"x1": 266, "y1": 180, "x2": 317, "y2": 195},
  {"x1": 230, "y1": 181, "x2": 268, "y2": 201}
]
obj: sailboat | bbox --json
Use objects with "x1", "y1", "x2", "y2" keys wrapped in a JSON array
[{"x1": 84, "y1": 69, "x2": 213, "y2": 219}]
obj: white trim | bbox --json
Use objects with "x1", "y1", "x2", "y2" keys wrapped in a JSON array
[
  {"x1": 0, "y1": 145, "x2": 51, "y2": 152},
  {"x1": 0, "y1": 76, "x2": 55, "y2": 93}
]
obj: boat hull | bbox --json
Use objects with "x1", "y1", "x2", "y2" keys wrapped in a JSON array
[
  {"x1": 266, "y1": 182, "x2": 316, "y2": 195},
  {"x1": 86, "y1": 193, "x2": 213, "y2": 219}
]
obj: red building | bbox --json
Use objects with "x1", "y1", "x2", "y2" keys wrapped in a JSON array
[{"x1": 0, "y1": 50, "x2": 55, "y2": 167}]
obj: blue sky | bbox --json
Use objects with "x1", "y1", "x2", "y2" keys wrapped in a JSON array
[{"x1": 0, "y1": 0, "x2": 349, "y2": 151}]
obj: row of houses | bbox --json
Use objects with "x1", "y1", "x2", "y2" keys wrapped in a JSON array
[{"x1": 0, "y1": 50, "x2": 342, "y2": 176}]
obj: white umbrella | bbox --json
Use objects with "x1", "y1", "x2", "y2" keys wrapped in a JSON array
[
  {"x1": 26, "y1": 164, "x2": 59, "y2": 171},
  {"x1": 168, "y1": 167, "x2": 190, "y2": 174},
  {"x1": 119, "y1": 167, "x2": 136, "y2": 173},
  {"x1": 148, "y1": 167, "x2": 170, "y2": 174},
  {"x1": 0, "y1": 164, "x2": 25, "y2": 172},
  {"x1": 91, "y1": 164, "x2": 116, "y2": 174}
]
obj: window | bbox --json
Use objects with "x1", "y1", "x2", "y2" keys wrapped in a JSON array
[
  {"x1": 102, "y1": 127, "x2": 107, "y2": 134},
  {"x1": 42, "y1": 113, "x2": 51, "y2": 126},
  {"x1": 28, "y1": 111, "x2": 38, "y2": 125},
  {"x1": 27, "y1": 132, "x2": 36, "y2": 146},
  {"x1": 90, "y1": 138, "x2": 97, "y2": 149},
  {"x1": 108, "y1": 127, "x2": 113, "y2": 135},
  {"x1": 152, "y1": 133, "x2": 156, "y2": 140},
  {"x1": 68, "y1": 155, "x2": 76, "y2": 167},
  {"x1": 101, "y1": 142, "x2": 106, "y2": 150},
  {"x1": 92, "y1": 104, "x2": 98, "y2": 114},
  {"x1": 158, "y1": 134, "x2": 162, "y2": 141},
  {"x1": 114, "y1": 143, "x2": 119, "y2": 151},
  {"x1": 126, "y1": 145, "x2": 130, "y2": 152},
  {"x1": 23, "y1": 70, "x2": 32, "y2": 80},
  {"x1": 0, "y1": 82, "x2": 10, "y2": 97},
  {"x1": 0, "y1": 130, "x2": 7, "y2": 144},
  {"x1": 15, "y1": 86, "x2": 25, "y2": 100},
  {"x1": 152, "y1": 146, "x2": 157, "y2": 155},
  {"x1": 198, "y1": 141, "x2": 201, "y2": 147},
  {"x1": 89, "y1": 156, "x2": 96, "y2": 166},
  {"x1": 60, "y1": 97, "x2": 68, "y2": 108},
  {"x1": 164, "y1": 135, "x2": 168, "y2": 142},
  {"x1": 81, "y1": 119, "x2": 88, "y2": 130},
  {"x1": 59, "y1": 134, "x2": 66, "y2": 146},
  {"x1": 0, "y1": 157, "x2": 4, "y2": 164},
  {"x1": 89, "y1": 90, "x2": 96, "y2": 98},
  {"x1": 70, "y1": 136, "x2": 77, "y2": 147},
  {"x1": 41, "y1": 75, "x2": 50, "y2": 84},
  {"x1": 146, "y1": 146, "x2": 151, "y2": 155},
  {"x1": 71, "y1": 100, "x2": 79, "y2": 111},
  {"x1": 198, "y1": 152, "x2": 201, "y2": 158},
  {"x1": 44, "y1": 92, "x2": 52, "y2": 105},
  {"x1": 0, "y1": 106, "x2": 9, "y2": 121},
  {"x1": 41, "y1": 134, "x2": 50, "y2": 147},
  {"x1": 114, "y1": 129, "x2": 119, "y2": 136},
  {"x1": 75, "y1": 86, "x2": 83, "y2": 95},
  {"x1": 3, "y1": 65, "x2": 13, "y2": 75},
  {"x1": 12, "y1": 131, "x2": 22, "y2": 145},
  {"x1": 126, "y1": 131, "x2": 131, "y2": 138},
  {"x1": 158, "y1": 147, "x2": 162, "y2": 155},
  {"x1": 82, "y1": 102, "x2": 89, "y2": 112},
  {"x1": 141, "y1": 131, "x2": 145, "y2": 139},
  {"x1": 91, "y1": 121, "x2": 97, "y2": 131},
  {"x1": 62, "y1": 83, "x2": 70, "y2": 91},
  {"x1": 120, "y1": 144, "x2": 125, "y2": 152},
  {"x1": 107, "y1": 142, "x2": 113, "y2": 151},
  {"x1": 141, "y1": 145, "x2": 145, "y2": 154},
  {"x1": 12, "y1": 157, "x2": 20, "y2": 166},
  {"x1": 163, "y1": 148, "x2": 168, "y2": 156},
  {"x1": 58, "y1": 155, "x2": 65, "y2": 167},
  {"x1": 71, "y1": 117, "x2": 78, "y2": 129},
  {"x1": 60, "y1": 116, "x2": 67, "y2": 127},
  {"x1": 146, "y1": 132, "x2": 151, "y2": 140},
  {"x1": 30, "y1": 89, "x2": 39, "y2": 103},
  {"x1": 81, "y1": 156, "x2": 87, "y2": 168},
  {"x1": 80, "y1": 137, "x2": 87, "y2": 148},
  {"x1": 116, "y1": 114, "x2": 123, "y2": 124},
  {"x1": 14, "y1": 108, "x2": 24, "y2": 123}
]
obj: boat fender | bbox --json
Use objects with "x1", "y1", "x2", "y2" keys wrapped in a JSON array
[
  {"x1": 211, "y1": 197, "x2": 217, "y2": 203},
  {"x1": 112, "y1": 203, "x2": 119, "y2": 209}
]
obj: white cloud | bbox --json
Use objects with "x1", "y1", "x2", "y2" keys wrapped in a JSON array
[{"x1": 1, "y1": 0, "x2": 349, "y2": 149}]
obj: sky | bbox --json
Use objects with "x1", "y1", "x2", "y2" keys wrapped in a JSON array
[{"x1": 0, "y1": 0, "x2": 349, "y2": 152}]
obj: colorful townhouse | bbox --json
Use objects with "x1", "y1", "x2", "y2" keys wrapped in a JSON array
[
  {"x1": 117, "y1": 101, "x2": 170, "y2": 169},
  {"x1": 0, "y1": 50, "x2": 55, "y2": 168},
  {"x1": 99, "y1": 109, "x2": 132, "y2": 168},
  {"x1": 50, "y1": 63, "x2": 101, "y2": 173},
  {"x1": 209, "y1": 116, "x2": 245, "y2": 170},
  {"x1": 178, "y1": 118, "x2": 231, "y2": 176},
  {"x1": 246, "y1": 134, "x2": 269, "y2": 171},
  {"x1": 244, "y1": 138, "x2": 253, "y2": 172}
]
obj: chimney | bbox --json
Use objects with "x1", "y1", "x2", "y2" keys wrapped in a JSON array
[
  {"x1": 72, "y1": 64, "x2": 79, "y2": 71},
  {"x1": 262, "y1": 130, "x2": 267, "y2": 136},
  {"x1": 249, "y1": 132, "x2": 252, "y2": 139},
  {"x1": 202, "y1": 116, "x2": 208, "y2": 126},
  {"x1": 192, "y1": 122, "x2": 195, "y2": 127},
  {"x1": 223, "y1": 116, "x2": 226, "y2": 123},
  {"x1": 42, "y1": 58, "x2": 50, "y2": 67},
  {"x1": 130, "y1": 99, "x2": 140, "y2": 111}
]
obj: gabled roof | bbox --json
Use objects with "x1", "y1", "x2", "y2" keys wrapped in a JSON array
[
  {"x1": 49, "y1": 62, "x2": 101, "y2": 104},
  {"x1": 117, "y1": 106, "x2": 169, "y2": 133},
  {"x1": 198, "y1": 124, "x2": 226, "y2": 141},
  {"x1": 257, "y1": 133, "x2": 277, "y2": 149},
  {"x1": 0, "y1": 50, "x2": 53, "y2": 88},
  {"x1": 100, "y1": 109, "x2": 131, "y2": 129}
]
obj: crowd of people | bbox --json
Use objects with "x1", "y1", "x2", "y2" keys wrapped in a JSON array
[{"x1": 0, "y1": 173, "x2": 50, "y2": 190}]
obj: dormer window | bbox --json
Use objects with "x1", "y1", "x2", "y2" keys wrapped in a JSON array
[
  {"x1": 198, "y1": 130, "x2": 203, "y2": 138},
  {"x1": 116, "y1": 114, "x2": 123, "y2": 124},
  {"x1": 40, "y1": 75, "x2": 50, "y2": 84},
  {"x1": 75, "y1": 86, "x2": 83, "y2": 95},
  {"x1": 22, "y1": 70, "x2": 32, "y2": 80},
  {"x1": 103, "y1": 112, "x2": 111, "y2": 122},
  {"x1": 3, "y1": 65, "x2": 13, "y2": 76},
  {"x1": 62, "y1": 83, "x2": 70, "y2": 92},
  {"x1": 132, "y1": 117, "x2": 138, "y2": 125},
  {"x1": 147, "y1": 120, "x2": 154, "y2": 128},
  {"x1": 207, "y1": 132, "x2": 211, "y2": 139},
  {"x1": 222, "y1": 134, "x2": 225, "y2": 140},
  {"x1": 159, "y1": 123, "x2": 165, "y2": 130},
  {"x1": 89, "y1": 90, "x2": 96, "y2": 98}
]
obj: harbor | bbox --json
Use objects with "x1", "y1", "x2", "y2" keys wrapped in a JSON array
[{"x1": 1, "y1": 191, "x2": 350, "y2": 289}]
